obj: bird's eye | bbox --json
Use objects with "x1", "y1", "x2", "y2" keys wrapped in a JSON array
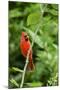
[{"x1": 24, "y1": 35, "x2": 27, "y2": 38}]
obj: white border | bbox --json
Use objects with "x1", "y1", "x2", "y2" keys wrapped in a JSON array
[
  {"x1": 0, "y1": 0, "x2": 60, "y2": 90},
  {"x1": 9, "y1": 0, "x2": 60, "y2": 4},
  {"x1": 0, "y1": 0, "x2": 8, "y2": 87}
]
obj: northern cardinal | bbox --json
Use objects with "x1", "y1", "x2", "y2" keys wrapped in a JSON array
[{"x1": 20, "y1": 32, "x2": 34, "y2": 70}]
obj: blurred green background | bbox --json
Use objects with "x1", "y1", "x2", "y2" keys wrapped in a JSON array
[{"x1": 9, "y1": 1, "x2": 58, "y2": 88}]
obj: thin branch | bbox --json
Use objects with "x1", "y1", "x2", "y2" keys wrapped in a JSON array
[{"x1": 20, "y1": 54, "x2": 29, "y2": 88}]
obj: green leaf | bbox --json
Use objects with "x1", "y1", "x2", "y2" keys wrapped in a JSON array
[
  {"x1": 25, "y1": 82, "x2": 43, "y2": 87},
  {"x1": 27, "y1": 12, "x2": 41, "y2": 26},
  {"x1": 9, "y1": 9, "x2": 26, "y2": 18},
  {"x1": 10, "y1": 78, "x2": 19, "y2": 87},
  {"x1": 12, "y1": 67, "x2": 23, "y2": 73},
  {"x1": 48, "y1": 9, "x2": 58, "y2": 16},
  {"x1": 51, "y1": 4, "x2": 58, "y2": 10}
]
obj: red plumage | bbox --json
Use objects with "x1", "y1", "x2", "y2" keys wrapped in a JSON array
[{"x1": 20, "y1": 32, "x2": 34, "y2": 70}]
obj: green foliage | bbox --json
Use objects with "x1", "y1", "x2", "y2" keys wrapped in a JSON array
[
  {"x1": 10, "y1": 78, "x2": 19, "y2": 87},
  {"x1": 9, "y1": 1, "x2": 58, "y2": 88},
  {"x1": 27, "y1": 12, "x2": 41, "y2": 25},
  {"x1": 47, "y1": 73, "x2": 58, "y2": 86},
  {"x1": 12, "y1": 67, "x2": 23, "y2": 73},
  {"x1": 24, "y1": 82, "x2": 43, "y2": 87}
]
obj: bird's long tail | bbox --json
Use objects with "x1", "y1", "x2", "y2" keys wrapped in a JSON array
[
  {"x1": 27, "y1": 54, "x2": 34, "y2": 70},
  {"x1": 28, "y1": 60, "x2": 34, "y2": 70}
]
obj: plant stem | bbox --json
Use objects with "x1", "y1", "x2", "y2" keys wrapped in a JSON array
[{"x1": 20, "y1": 54, "x2": 29, "y2": 88}]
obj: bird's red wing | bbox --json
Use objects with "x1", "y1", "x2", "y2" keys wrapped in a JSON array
[{"x1": 20, "y1": 40, "x2": 30, "y2": 58}]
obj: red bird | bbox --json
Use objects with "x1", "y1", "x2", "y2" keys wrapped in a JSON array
[{"x1": 20, "y1": 32, "x2": 34, "y2": 70}]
